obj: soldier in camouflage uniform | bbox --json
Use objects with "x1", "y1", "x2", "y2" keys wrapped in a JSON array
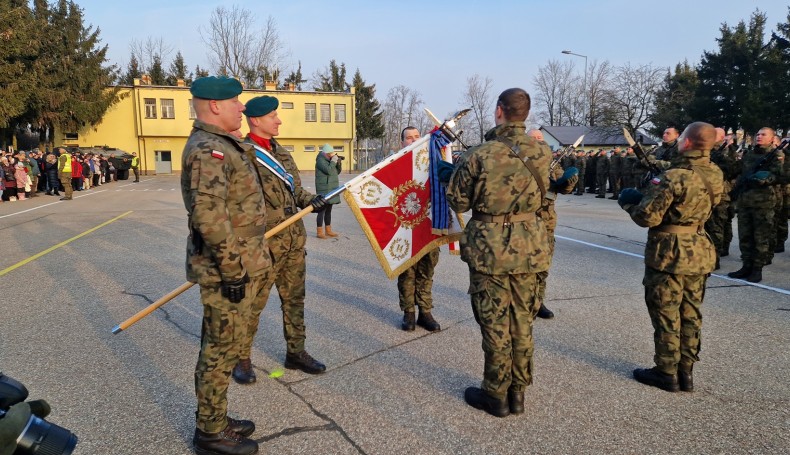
[
  {"x1": 706, "y1": 128, "x2": 739, "y2": 268},
  {"x1": 397, "y1": 126, "x2": 442, "y2": 332},
  {"x1": 727, "y1": 128, "x2": 786, "y2": 283},
  {"x1": 776, "y1": 138, "x2": 790, "y2": 253},
  {"x1": 652, "y1": 127, "x2": 680, "y2": 162},
  {"x1": 529, "y1": 130, "x2": 578, "y2": 320},
  {"x1": 619, "y1": 122, "x2": 724, "y2": 393},
  {"x1": 608, "y1": 147, "x2": 623, "y2": 199},
  {"x1": 182, "y1": 77, "x2": 269, "y2": 455},
  {"x1": 446, "y1": 88, "x2": 551, "y2": 417},
  {"x1": 574, "y1": 149, "x2": 587, "y2": 195},
  {"x1": 621, "y1": 147, "x2": 639, "y2": 190},
  {"x1": 231, "y1": 96, "x2": 328, "y2": 385},
  {"x1": 595, "y1": 149, "x2": 609, "y2": 198}
]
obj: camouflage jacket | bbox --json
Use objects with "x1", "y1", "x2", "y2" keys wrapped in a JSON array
[
  {"x1": 245, "y1": 136, "x2": 314, "y2": 255},
  {"x1": 737, "y1": 145, "x2": 785, "y2": 208},
  {"x1": 609, "y1": 153, "x2": 623, "y2": 174},
  {"x1": 710, "y1": 142, "x2": 739, "y2": 202},
  {"x1": 621, "y1": 154, "x2": 639, "y2": 176},
  {"x1": 653, "y1": 140, "x2": 678, "y2": 162},
  {"x1": 595, "y1": 154, "x2": 610, "y2": 174},
  {"x1": 538, "y1": 164, "x2": 575, "y2": 232},
  {"x1": 447, "y1": 122, "x2": 552, "y2": 275},
  {"x1": 624, "y1": 150, "x2": 724, "y2": 275},
  {"x1": 575, "y1": 154, "x2": 587, "y2": 173},
  {"x1": 181, "y1": 120, "x2": 271, "y2": 285}
]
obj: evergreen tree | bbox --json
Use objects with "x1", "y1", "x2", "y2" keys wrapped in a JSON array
[
  {"x1": 165, "y1": 51, "x2": 192, "y2": 86},
  {"x1": 313, "y1": 60, "x2": 348, "y2": 92},
  {"x1": 149, "y1": 54, "x2": 166, "y2": 85},
  {"x1": 194, "y1": 65, "x2": 209, "y2": 80},
  {"x1": 0, "y1": 0, "x2": 39, "y2": 146},
  {"x1": 352, "y1": 69, "x2": 383, "y2": 140},
  {"x1": 122, "y1": 52, "x2": 142, "y2": 85},
  {"x1": 281, "y1": 61, "x2": 306, "y2": 90},
  {"x1": 648, "y1": 61, "x2": 698, "y2": 136}
]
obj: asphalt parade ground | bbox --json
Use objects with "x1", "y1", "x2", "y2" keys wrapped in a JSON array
[{"x1": 1, "y1": 174, "x2": 788, "y2": 455}]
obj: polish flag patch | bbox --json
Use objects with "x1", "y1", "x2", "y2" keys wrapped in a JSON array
[
  {"x1": 651, "y1": 177, "x2": 661, "y2": 185},
  {"x1": 211, "y1": 150, "x2": 224, "y2": 160}
]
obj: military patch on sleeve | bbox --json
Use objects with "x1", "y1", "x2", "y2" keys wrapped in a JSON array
[
  {"x1": 651, "y1": 177, "x2": 661, "y2": 185},
  {"x1": 211, "y1": 150, "x2": 224, "y2": 160}
]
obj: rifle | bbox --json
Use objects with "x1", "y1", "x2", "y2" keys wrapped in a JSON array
[
  {"x1": 623, "y1": 127, "x2": 661, "y2": 176},
  {"x1": 550, "y1": 135, "x2": 584, "y2": 172},
  {"x1": 729, "y1": 138, "x2": 790, "y2": 200}
]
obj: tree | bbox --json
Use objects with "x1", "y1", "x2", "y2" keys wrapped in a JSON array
[
  {"x1": 600, "y1": 63, "x2": 665, "y2": 135},
  {"x1": 532, "y1": 59, "x2": 578, "y2": 126},
  {"x1": 462, "y1": 74, "x2": 494, "y2": 143},
  {"x1": 149, "y1": 54, "x2": 166, "y2": 85},
  {"x1": 0, "y1": 0, "x2": 39, "y2": 145},
  {"x1": 382, "y1": 85, "x2": 423, "y2": 152},
  {"x1": 281, "y1": 61, "x2": 306, "y2": 90},
  {"x1": 352, "y1": 69, "x2": 384, "y2": 140},
  {"x1": 648, "y1": 62, "x2": 698, "y2": 136},
  {"x1": 194, "y1": 65, "x2": 209, "y2": 79},
  {"x1": 129, "y1": 36, "x2": 173, "y2": 77},
  {"x1": 200, "y1": 6, "x2": 286, "y2": 88},
  {"x1": 23, "y1": 0, "x2": 119, "y2": 146},
  {"x1": 166, "y1": 51, "x2": 191, "y2": 86},
  {"x1": 312, "y1": 60, "x2": 348, "y2": 92},
  {"x1": 585, "y1": 60, "x2": 614, "y2": 126},
  {"x1": 121, "y1": 52, "x2": 142, "y2": 85}
]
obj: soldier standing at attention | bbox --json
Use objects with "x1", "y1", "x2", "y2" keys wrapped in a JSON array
[
  {"x1": 618, "y1": 122, "x2": 723, "y2": 393},
  {"x1": 706, "y1": 128, "x2": 738, "y2": 269},
  {"x1": 182, "y1": 76, "x2": 270, "y2": 455},
  {"x1": 727, "y1": 127, "x2": 785, "y2": 283},
  {"x1": 653, "y1": 127, "x2": 680, "y2": 162},
  {"x1": 574, "y1": 149, "x2": 586, "y2": 195},
  {"x1": 608, "y1": 147, "x2": 623, "y2": 200},
  {"x1": 446, "y1": 88, "x2": 551, "y2": 417},
  {"x1": 528, "y1": 129, "x2": 578, "y2": 320},
  {"x1": 397, "y1": 126, "x2": 442, "y2": 332},
  {"x1": 595, "y1": 149, "x2": 609, "y2": 198},
  {"x1": 232, "y1": 95, "x2": 328, "y2": 384},
  {"x1": 621, "y1": 146, "x2": 639, "y2": 190}
]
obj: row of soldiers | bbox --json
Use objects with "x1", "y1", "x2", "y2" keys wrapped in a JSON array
[{"x1": 556, "y1": 146, "x2": 650, "y2": 199}]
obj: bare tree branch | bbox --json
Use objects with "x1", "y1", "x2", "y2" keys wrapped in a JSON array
[{"x1": 462, "y1": 74, "x2": 494, "y2": 143}]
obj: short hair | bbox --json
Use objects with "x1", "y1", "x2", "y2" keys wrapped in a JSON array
[
  {"x1": 401, "y1": 126, "x2": 419, "y2": 141},
  {"x1": 496, "y1": 88, "x2": 530, "y2": 122},
  {"x1": 683, "y1": 122, "x2": 716, "y2": 151}
]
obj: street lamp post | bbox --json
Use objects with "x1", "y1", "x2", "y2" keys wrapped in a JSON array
[{"x1": 562, "y1": 50, "x2": 588, "y2": 127}]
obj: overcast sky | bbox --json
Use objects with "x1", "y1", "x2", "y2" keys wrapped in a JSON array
[{"x1": 78, "y1": 0, "x2": 789, "y2": 118}]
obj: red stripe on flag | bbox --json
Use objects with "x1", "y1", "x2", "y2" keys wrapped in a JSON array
[
  {"x1": 361, "y1": 206, "x2": 400, "y2": 250},
  {"x1": 374, "y1": 152, "x2": 413, "y2": 188}
]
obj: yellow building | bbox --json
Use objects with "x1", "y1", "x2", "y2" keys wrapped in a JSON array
[{"x1": 55, "y1": 79, "x2": 356, "y2": 174}]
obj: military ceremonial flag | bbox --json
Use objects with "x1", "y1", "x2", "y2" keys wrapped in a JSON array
[{"x1": 343, "y1": 129, "x2": 464, "y2": 279}]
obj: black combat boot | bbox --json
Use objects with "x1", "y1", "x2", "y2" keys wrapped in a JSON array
[
  {"x1": 284, "y1": 350, "x2": 326, "y2": 374},
  {"x1": 401, "y1": 311, "x2": 416, "y2": 331},
  {"x1": 775, "y1": 244, "x2": 785, "y2": 253},
  {"x1": 727, "y1": 264, "x2": 752, "y2": 279},
  {"x1": 464, "y1": 387, "x2": 510, "y2": 417},
  {"x1": 193, "y1": 427, "x2": 258, "y2": 455},
  {"x1": 595, "y1": 194, "x2": 606, "y2": 198},
  {"x1": 678, "y1": 367, "x2": 693, "y2": 392},
  {"x1": 746, "y1": 267, "x2": 762, "y2": 283},
  {"x1": 633, "y1": 367, "x2": 679, "y2": 392},
  {"x1": 536, "y1": 304, "x2": 554, "y2": 319},
  {"x1": 720, "y1": 249, "x2": 729, "y2": 257},
  {"x1": 226, "y1": 417, "x2": 255, "y2": 437},
  {"x1": 416, "y1": 311, "x2": 441, "y2": 332},
  {"x1": 232, "y1": 359, "x2": 256, "y2": 384},
  {"x1": 507, "y1": 388, "x2": 525, "y2": 415}
]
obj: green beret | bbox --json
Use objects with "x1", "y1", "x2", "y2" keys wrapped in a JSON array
[
  {"x1": 244, "y1": 96, "x2": 279, "y2": 117},
  {"x1": 190, "y1": 76, "x2": 243, "y2": 100}
]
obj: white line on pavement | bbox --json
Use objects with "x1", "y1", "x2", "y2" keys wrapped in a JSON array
[
  {"x1": 0, "y1": 190, "x2": 107, "y2": 219},
  {"x1": 555, "y1": 234, "x2": 790, "y2": 296}
]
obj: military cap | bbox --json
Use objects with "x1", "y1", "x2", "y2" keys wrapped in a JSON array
[
  {"x1": 244, "y1": 96, "x2": 279, "y2": 117},
  {"x1": 190, "y1": 76, "x2": 243, "y2": 100}
]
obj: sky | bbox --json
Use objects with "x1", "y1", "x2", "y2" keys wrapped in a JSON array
[{"x1": 76, "y1": 0, "x2": 789, "y2": 119}]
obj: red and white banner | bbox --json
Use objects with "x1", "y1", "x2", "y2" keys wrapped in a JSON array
[{"x1": 343, "y1": 135, "x2": 463, "y2": 279}]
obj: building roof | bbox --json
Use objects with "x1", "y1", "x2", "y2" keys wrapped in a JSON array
[{"x1": 540, "y1": 126, "x2": 657, "y2": 147}]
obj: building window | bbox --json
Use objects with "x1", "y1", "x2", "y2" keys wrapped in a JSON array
[
  {"x1": 161, "y1": 99, "x2": 175, "y2": 119},
  {"x1": 144, "y1": 98, "x2": 156, "y2": 118},
  {"x1": 305, "y1": 103, "x2": 316, "y2": 122},
  {"x1": 334, "y1": 104, "x2": 346, "y2": 123},
  {"x1": 189, "y1": 99, "x2": 196, "y2": 119},
  {"x1": 333, "y1": 146, "x2": 344, "y2": 153},
  {"x1": 320, "y1": 103, "x2": 331, "y2": 122},
  {"x1": 304, "y1": 145, "x2": 316, "y2": 153},
  {"x1": 281, "y1": 102, "x2": 294, "y2": 109},
  {"x1": 64, "y1": 132, "x2": 79, "y2": 140},
  {"x1": 282, "y1": 145, "x2": 294, "y2": 153}
]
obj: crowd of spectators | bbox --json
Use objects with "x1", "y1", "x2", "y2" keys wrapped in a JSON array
[{"x1": 1, "y1": 148, "x2": 121, "y2": 202}]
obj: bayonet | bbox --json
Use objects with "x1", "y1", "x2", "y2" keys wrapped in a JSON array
[{"x1": 623, "y1": 127, "x2": 660, "y2": 176}]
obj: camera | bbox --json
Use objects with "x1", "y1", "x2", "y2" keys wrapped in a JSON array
[
  {"x1": 336, "y1": 155, "x2": 345, "y2": 161},
  {"x1": 0, "y1": 373, "x2": 77, "y2": 455}
]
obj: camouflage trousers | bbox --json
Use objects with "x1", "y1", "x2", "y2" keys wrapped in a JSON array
[
  {"x1": 195, "y1": 274, "x2": 268, "y2": 433},
  {"x1": 242, "y1": 245, "x2": 308, "y2": 357},
  {"x1": 468, "y1": 270, "x2": 540, "y2": 399},
  {"x1": 59, "y1": 174, "x2": 72, "y2": 199},
  {"x1": 536, "y1": 222, "x2": 557, "y2": 308},
  {"x1": 575, "y1": 172, "x2": 585, "y2": 193},
  {"x1": 705, "y1": 200, "x2": 730, "y2": 255},
  {"x1": 397, "y1": 249, "x2": 440, "y2": 313},
  {"x1": 596, "y1": 173, "x2": 608, "y2": 196},
  {"x1": 776, "y1": 188, "x2": 789, "y2": 246},
  {"x1": 609, "y1": 173, "x2": 621, "y2": 197},
  {"x1": 643, "y1": 267, "x2": 706, "y2": 375},
  {"x1": 737, "y1": 202, "x2": 775, "y2": 267}
]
